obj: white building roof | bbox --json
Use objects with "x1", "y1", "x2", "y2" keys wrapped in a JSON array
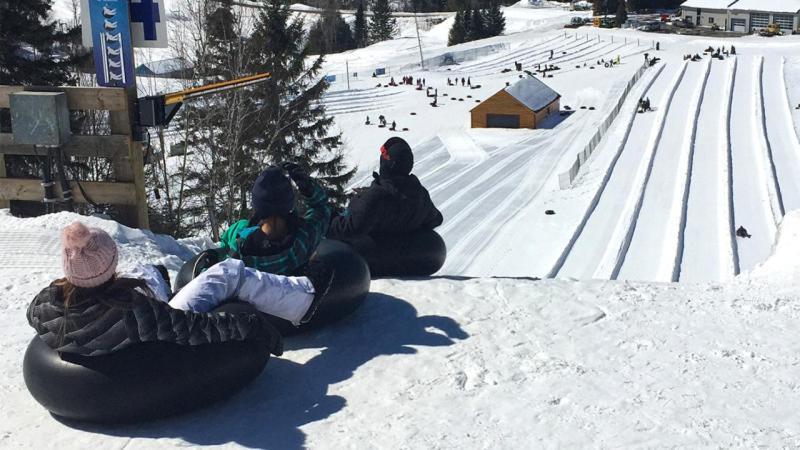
[
  {"x1": 504, "y1": 77, "x2": 560, "y2": 112},
  {"x1": 728, "y1": 0, "x2": 800, "y2": 13},
  {"x1": 680, "y1": 0, "x2": 738, "y2": 9}
]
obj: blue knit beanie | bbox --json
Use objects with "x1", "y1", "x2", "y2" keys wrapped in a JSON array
[{"x1": 251, "y1": 167, "x2": 295, "y2": 223}]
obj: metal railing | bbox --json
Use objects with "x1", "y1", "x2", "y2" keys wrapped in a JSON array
[{"x1": 558, "y1": 61, "x2": 651, "y2": 189}]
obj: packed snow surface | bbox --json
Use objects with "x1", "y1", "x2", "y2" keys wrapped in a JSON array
[
  {"x1": 7, "y1": 3, "x2": 800, "y2": 447},
  {"x1": 3, "y1": 210, "x2": 800, "y2": 448},
  {"x1": 321, "y1": 27, "x2": 800, "y2": 283}
]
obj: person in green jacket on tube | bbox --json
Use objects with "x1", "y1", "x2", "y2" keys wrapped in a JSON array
[{"x1": 210, "y1": 162, "x2": 332, "y2": 276}]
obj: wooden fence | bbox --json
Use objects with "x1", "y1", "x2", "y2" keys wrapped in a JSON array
[{"x1": 0, "y1": 85, "x2": 149, "y2": 229}]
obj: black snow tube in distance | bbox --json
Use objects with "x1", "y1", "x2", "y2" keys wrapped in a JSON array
[
  {"x1": 173, "y1": 240, "x2": 371, "y2": 336},
  {"x1": 342, "y1": 229, "x2": 446, "y2": 278},
  {"x1": 22, "y1": 303, "x2": 275, "y2": 424}
]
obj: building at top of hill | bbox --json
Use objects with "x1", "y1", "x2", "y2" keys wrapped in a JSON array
[{"x1": 681, "y1": 0, "x2": 800, "y2": 33}]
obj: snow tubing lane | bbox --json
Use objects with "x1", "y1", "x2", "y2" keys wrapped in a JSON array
[
  {"x1": 173, "y1": 240, "x2": 371, "y2": 336},
  {"x1": 23, "y1": 302, "x2": 275, "y2": 424},
  {"x1": 338, "y1": 230, "x2": 446, "y2": 277}
]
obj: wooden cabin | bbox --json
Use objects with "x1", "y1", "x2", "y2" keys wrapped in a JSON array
[{"x1": 470, "y1": 77, "x2": 560, "y2": 129}]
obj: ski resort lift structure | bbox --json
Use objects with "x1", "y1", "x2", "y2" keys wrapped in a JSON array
[{"x1": 137, "y1": 72, "x2": 272, "y2": 128}]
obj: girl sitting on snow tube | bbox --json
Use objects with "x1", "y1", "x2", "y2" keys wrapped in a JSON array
[
  {"x1": 24, "y1": 221, "x2": 335, "y2": 422},
  {"x1": 326, "y1": 137, "x2": 446, "y2": 277},
  {"x1": 24, "y1": 302, "x2": 272, "y2": 424},
  {"x1": 174, "y1": 239, "x2": 371, "y2": 336}
]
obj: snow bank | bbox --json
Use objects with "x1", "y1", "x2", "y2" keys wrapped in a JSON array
[
  {"x1": 0, "y1": 210, "x2": 198, "y2": 310},
  {"x1": 742, "y1": 210, "x2": 800, "y2": 285}
]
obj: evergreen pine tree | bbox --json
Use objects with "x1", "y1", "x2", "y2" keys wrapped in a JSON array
[
  {"x1": 448, "y1": 10, "x2": 466, "y2": 46},
  {"x1": 334, "y1": 14, "x2": 356, "y2": 51},
  {"x1": 0, "y1": 1, "x2": 77, "y2": 88},
  {"x1": 592, "y1": 0, "x2": 618, "y2": 17},
  {"x1": 246, "y1": 0, "x2": 355, "y2": 209},
  {"x1": 483, "y1": 1, "x2": 505, "y2": 37},
  {"x1": 468, "y1": 7, "x2": 486, "y2": 40},
  {"x1": 369, "y1": 0, "x2": 397, "y2": 42},
  {"x1": 306, "y1": 19, "x2": 327, "y2": 55},
  {"x1": 626, "y1": 0, "x2": 639, "y2": 12},
  {"x1": 462, "y1": 7, "x2": 472, "y2": 41},
  {"x1": 306, "y1": 9, "x2": 353, "y2": 54},
  {"x1": 592, "y1": 0, "x2": 604, "y2": 16},
  {"x1": 353, "y1": 3, "x2": 369, "y2": 47},
  {"x1": 615, "y1": 0, "x2": 628, "y2": 27}
]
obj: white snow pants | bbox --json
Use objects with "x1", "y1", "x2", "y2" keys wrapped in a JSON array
[{"x1": 168, "y1": 258, "x2": 315, "y2": 324}]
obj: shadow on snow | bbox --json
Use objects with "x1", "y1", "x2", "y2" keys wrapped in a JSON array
[{"x1": 59, "y1": 292, "x2": 468, "y2": 449}]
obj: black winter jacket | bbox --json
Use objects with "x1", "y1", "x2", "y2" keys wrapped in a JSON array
[
  {"x1": 27, "y1": 284, "x2": 282, "y2": 357},
  {"x1": 328, "y1": 173, "x2": 443, "y2": 239}
]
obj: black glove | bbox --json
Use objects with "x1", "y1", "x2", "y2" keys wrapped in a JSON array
[
  {"x1": 281, "y1": 162, "x2": 314, "y2": 197},
  {"x1": 239, "y1": 228, "x2": 270, "y2": 256}
]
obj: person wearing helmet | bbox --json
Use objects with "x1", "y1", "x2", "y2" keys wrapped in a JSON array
[
  {"x1": 328, "y1": 137, "x2": 443, "y2": 241},
  {"x1": 217, "y1": 162, "x2": 332, "y2": 276}
]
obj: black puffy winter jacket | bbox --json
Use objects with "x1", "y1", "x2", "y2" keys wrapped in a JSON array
[
  {"x1": 328, "y1": 173, "x2": 443, "y2": 239},
  {"x1": 27, "y1": 283, "x2": 282, "y2": 357}
]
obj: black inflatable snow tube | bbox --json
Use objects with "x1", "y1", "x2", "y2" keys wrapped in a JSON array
[
  {"x1": 23, "y1": 303, "x2": 274, "y2": 424},
  {"x1": 173, "y1": 248, "x2": 227, "y2": 293},
  {"x1": 340, "y1": 229, "x2": 447, "y2": 278},
  {"x1": 264, "y1": 239, "x2": 371, "y2": 335},
  {"x1": 173, "y1": 240, "x2": 371, "y2": 336}
]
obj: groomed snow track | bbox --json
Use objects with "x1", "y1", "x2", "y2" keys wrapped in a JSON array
[{"x1": 549, "y1": 55, "x2": 799, "y2": 282}]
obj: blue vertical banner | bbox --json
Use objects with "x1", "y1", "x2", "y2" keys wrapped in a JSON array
[{"x1": 89, "y1": 0, "x2": 135, "y2": 88}]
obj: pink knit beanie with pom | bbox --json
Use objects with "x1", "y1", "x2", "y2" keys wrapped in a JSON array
[{"x1": 61, "y1": 221, "x2": 118, "y2": 288}]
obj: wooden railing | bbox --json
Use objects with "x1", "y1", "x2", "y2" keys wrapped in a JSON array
[{"x1": 0, "y1": 85, "x2": 148, "y2": 229}]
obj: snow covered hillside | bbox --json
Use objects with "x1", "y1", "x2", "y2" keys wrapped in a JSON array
[
  {"x1": 7, "y1": 3, "x2": 799, "y2": 446},
  {"x1": 320, "y1": 25, "x2": 800, "y2": 283},
  {"x1": 2, "y1": 210, "x2": 800, "y2": 448}
]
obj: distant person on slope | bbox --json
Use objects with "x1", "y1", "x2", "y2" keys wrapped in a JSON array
[
  {"x1": 27, "y1": 222, "x2": 335, "y2": 357},
  {"x1": 327, "y1": 137, "x2": 443, "y2": 241},
  {"x1": 215, "y1": 163, "x2": 332, "y2": 276}
]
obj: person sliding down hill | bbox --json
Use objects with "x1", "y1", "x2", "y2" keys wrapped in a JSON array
[
  {"x1": 27, "y1": 222, "x2": 336, "y2": 357},
  {"x1": 216, "y1": 163, "x2": 332, "y2": 276},
  {"x1": 327, "y1": 137, "x2": 443, "y2": 241}
]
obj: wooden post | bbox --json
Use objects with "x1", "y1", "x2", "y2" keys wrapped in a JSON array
[
  {"x1": 0, "y1": 85, "x2": 147, "y2": 228},
  {"x1": 110, "y1": 86, "x2": 149, "y2": 229},
  {"x1": 0, "y1": 154, "x2": 7, "y2": 209}
]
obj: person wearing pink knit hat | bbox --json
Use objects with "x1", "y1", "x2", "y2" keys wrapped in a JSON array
[
  {"x1": 61, "y1": 221, "x2": 119, "y2": 288},
  {"x1": 27, "y1": 221, "x2": 334, "y2": 357}
]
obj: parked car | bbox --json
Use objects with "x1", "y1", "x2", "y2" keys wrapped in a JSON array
[
  {"x1": 564, "y1": 16, "x2": 584, "y2": 28},
  {"x1": 638, "y1": 21, "x2": 664, "y2": 32},
  {"x1": 671, "y1": 17, "x2": 694, "y2": 28}
]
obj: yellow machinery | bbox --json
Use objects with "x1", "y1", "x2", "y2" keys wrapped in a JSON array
[
  {"x1": 759, "y1": 23, "x2": 782, "y2": 37},
  {"x1": 137, "y1": 72, "x2": 271, "y2": 128},
  {"x1": 593, "y1": 16, "x2": 616, "y2": 28}
]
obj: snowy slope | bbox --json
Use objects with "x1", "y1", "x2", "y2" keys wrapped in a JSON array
[
  {"x1": 679, "y1": 58, "x2": 737, "y2": 282},
  {"x1": 48, "y1": 0, "x2": 800, "y2": 284},
  {"x1": 3, "y1": 211, "x2": 800, "y2": 447},
  {"x1": 617, "y1": 58, "x2": 711, "y2": 282},
  {"x1": 6, "y1": 3, "x2": 800, "y2": 446}
]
